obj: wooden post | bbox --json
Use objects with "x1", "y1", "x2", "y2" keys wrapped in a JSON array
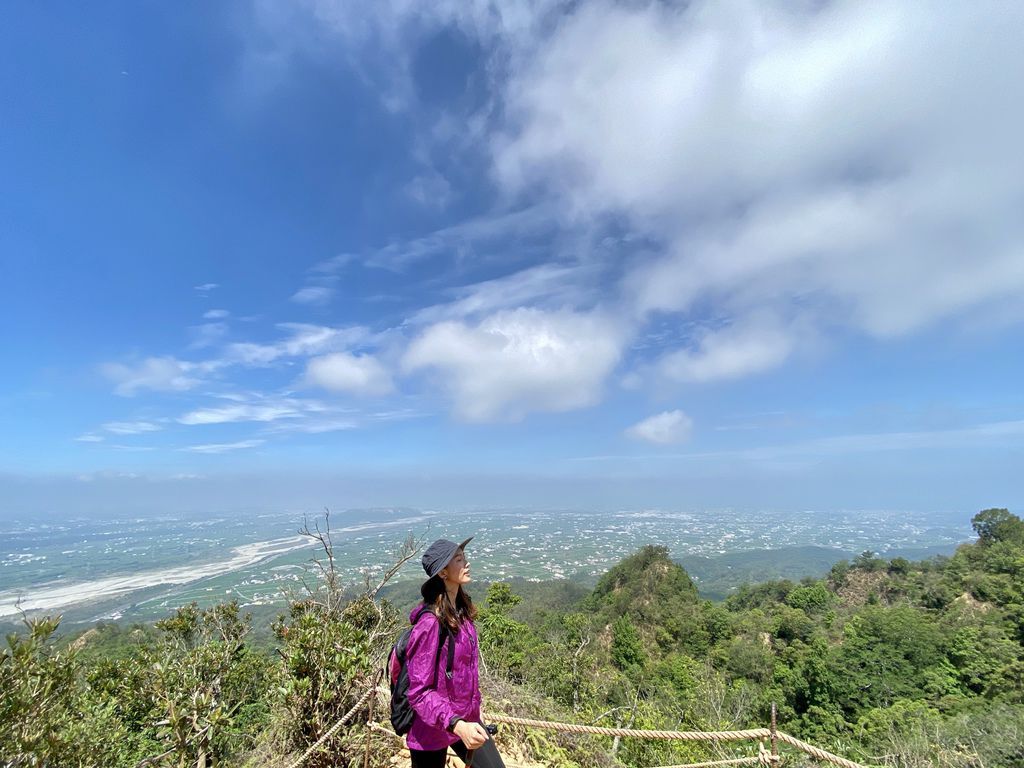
[
  {"x1": 363, "y1": 678, "x2": 377, "y2": 768},
  {"x1": 770, "y1": 702, "x2": 778, "y2": 764}
]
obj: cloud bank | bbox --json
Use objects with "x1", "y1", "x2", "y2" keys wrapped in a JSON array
[
  {"x1": 279, "y1": 0, "x2": 1024, "y2": 421},
  {"x1": 493, "y1": 0, "x2": 1024, "y2": 367},
  {"x1": 97, "y1": 1, "x2": 1024, "y2": 435}
]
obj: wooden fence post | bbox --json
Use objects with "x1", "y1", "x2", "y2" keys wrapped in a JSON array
[
  {"x1": 364, "y1": 678, "x2": 378, "y2": 768},
  {"x1": 770, "y1": 703, "x2": 778, "y2": 764}
]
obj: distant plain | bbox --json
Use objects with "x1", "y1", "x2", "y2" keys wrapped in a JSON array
[{"x1": 0, "y1": 507, "x2": 969, "y2": 629}]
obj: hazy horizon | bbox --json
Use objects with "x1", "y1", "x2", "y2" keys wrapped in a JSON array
[{"x1": 0, "y1": 468, "x2": 1009, "y2": 523}]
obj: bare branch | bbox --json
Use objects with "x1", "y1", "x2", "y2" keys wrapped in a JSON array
[{"x1": 368, "y1": 532, "x2": 426, "y2": 598}]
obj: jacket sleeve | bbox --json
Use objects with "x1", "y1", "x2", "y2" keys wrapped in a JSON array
[{"x1": 406, "y1": 613, "x2": 457, "y2": 731}]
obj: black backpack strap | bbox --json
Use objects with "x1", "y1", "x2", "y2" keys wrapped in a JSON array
[
  {"x1": 444, "y1": 625, "x2": 456, "y2": 679},
  {"x1": 414, "y1": 605, "x2": 453, "y2": 689},
  {"x1": 431, "y1": 623, "x2": 448, "y2": 688}
]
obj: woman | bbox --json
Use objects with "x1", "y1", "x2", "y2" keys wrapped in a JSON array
[{"x1": 405, "y1": 537, "x2": 505, "y2": 768}]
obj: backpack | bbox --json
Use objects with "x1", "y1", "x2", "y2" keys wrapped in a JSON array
[{"x1": 388, "y1": 605, "x2": 456, "y2": 735}]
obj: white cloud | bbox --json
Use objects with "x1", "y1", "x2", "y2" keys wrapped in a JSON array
[
  {"x1": 178, "y1": 403, "x2": 304, "y2": 425},
  {"x1": 411, "y1": 261, "x2": 601, "y2": 325},
  {"x1": 271, "y1": 418, "x2": 359, "y2": 434},
  {"x1": 102, "y1": 324, "x2": 370, "y2": 400},
  {"x1": 189, "y1": 322, "x2": 229, "y2": 349},
  {"x1": 183, "y1": 439, "x2": 265, "y2": 454},
  {"x1": 313, "y1": 206, "x2": 553, "y2": 272},
  {"x1": 203, "y1": 309, "x2": 230, "y2": 320},
  {"x1": 206, "y1": 392, "x2": 251, "y2": 403},
  {"x1": 100, "y1": 357, "x2": 202, "y2": 396},
  {"x1": 491, "y1": 0, "x2": 1024, "y2": 370},
  {"x1": 305, "y1": 352, "x2": 394, "y2": 397},
  {"x1": 406, "y1": 171, "x2": 453, "y2": 209},
  {"x1": 658, "y1": 320, "x2": 796, "y2": 384},
  {"x1": 262, "y1": 404, "x2": 422, "y2": 433},
  {"x1": 312, "y1": 253, "x2": 356, "y2": 274},
  {"x1": 225, "y1": 323, "x2": 369, "y2": 366},
  {"x1": 74, "y1": 434, "x2": 104, "y2": 443},
  {"x1": 75, "y1": 470, "x2": 144, "y2": 482},
  {"x1": 178, "y1": 393, "x2": 386, "y2": 433},
  {"x1": 403, "y1": 307, "x2": 625, "y2": 421},
  {"x1": 291, "y1": 286, "x2": 335, "y2": 305},
  {"x1": 370, "y1": 408, "x2": 422, "y2": 422},
  {"x1": 223, "y1": 346, "x2": 282, "y2": 367},
  {"x1": 102, "y1": 421, "x2": 162, "y2": 435},
  {"x1": 194, "y1": 283, "x2": 219, "y2": 292},
  {"x1": 626, "y1": 410, "x2": 693, "y2": 445}
]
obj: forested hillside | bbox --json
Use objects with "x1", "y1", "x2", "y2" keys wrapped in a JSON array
[{"x1": 2, "y1": 509, "x2": 1022, "y2": 767}]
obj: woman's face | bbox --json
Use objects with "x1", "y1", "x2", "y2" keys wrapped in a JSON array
[{"x1": 440, "y1": 548, "x2": 471, "y2": 587}]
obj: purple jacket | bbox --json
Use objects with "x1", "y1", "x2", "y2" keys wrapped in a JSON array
[{"x1": 405, "y1": 605, "x2": 482, "y2": 751}]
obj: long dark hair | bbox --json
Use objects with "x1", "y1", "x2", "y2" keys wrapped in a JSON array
[{"x1": 420, "y1": 575, "x2": 477, "y2": 631}]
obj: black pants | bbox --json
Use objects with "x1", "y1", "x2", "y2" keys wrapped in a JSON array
[{"x1": 410, "y1": 737, "x2": 505, "y2": 768}]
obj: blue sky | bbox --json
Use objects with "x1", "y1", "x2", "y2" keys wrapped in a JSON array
[{"x1": 2, "y1": 1, "x2": 1023, "y2": 516}]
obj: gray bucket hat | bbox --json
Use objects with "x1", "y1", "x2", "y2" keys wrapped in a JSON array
[{"x1": 421, "y1": 537, "x2": 473, "y2": 579}]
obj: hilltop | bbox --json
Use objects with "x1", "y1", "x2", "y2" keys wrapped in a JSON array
[{"x1": 2, "y1": 508, "x2": 1022, "y2": 767}]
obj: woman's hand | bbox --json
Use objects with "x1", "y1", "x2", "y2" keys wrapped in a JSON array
[{"x1": 453, "y1": 720, "x2": 489, "y2": 749}]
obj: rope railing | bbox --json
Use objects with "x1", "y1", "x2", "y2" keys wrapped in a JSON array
[
  {"x1": 651, "y1": 757, "x2": 764, "y2": 768},
  {"x1": 483, "y1": 714, "x2": 869, "y2": 768},
  {"x1": 366, "y1": 723, "x2": 762, "y2": 768},
  {"x1": 367, "y1": 720, "x2": 404, "y2": 740},
  {"x1": 775, "y1": 733, "x2": 868, "y2": 768},
  {"x1": 646, "y1": 740, "x2": 776, "y2": 768},
  {"x1": 280, "y1": 683, "x2": 870, "y2": 768},
  {"x1": 487, "y1": 714, "x2": 771, "y2": 742},
  {"x1": 279, "y1": 673, "x2": 381, "y2": 768}
]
